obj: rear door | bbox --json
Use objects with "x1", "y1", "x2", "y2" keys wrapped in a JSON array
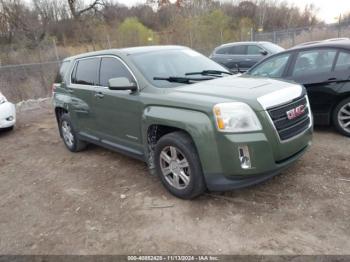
[
  {"x1": 212, "y1": 45, "x2": 247, "y2": 70},
  {"x1": 286, "y1": 48, "x2": 338, "y2": 124},
  {"x1": 332, "y1": 50, "x2": 350, "y2": 83},
  {"x1": 68, "y1": 57, "x2": 100, "y2": 135},
  {"x1": 93, "y1": 56, "x2": 143, "y2": 156}
]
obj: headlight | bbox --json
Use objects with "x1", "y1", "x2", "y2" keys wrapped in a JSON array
[
  {"x1": 213, "y1": 102, "x2": 262, "y2": 132},
  {"x1": 0, "y1": 93, "x2": 7, "y2": 104}
]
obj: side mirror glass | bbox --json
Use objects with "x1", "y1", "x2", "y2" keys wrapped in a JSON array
[{"x1": 108, "y1": 77, "x2": 137, "y2": 91}]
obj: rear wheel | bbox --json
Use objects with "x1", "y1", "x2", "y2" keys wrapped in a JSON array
[
  {"x1": 154, "y1": 131, "x2": 206, "y2": 199},
  {"x1": 59, "y1": 114, "x2": 87, "y2": 152},
  {"x1": 333, "y1": 97, "x2": 350, "y2": 137}
]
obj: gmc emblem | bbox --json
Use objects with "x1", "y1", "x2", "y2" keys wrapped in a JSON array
[{"x1": 286, "y1": 105, "x2": 305, "y2": 120}]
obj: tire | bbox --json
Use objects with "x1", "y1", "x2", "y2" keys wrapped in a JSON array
[
  {"x1": 332, "y1": 97, "x2": 350, "y2": 137},
  {"x1": 154, "y1": 131, "x2": 206, "y2": 199},
  {"x1": 59, "y1": 113, "x2": 87, "y2": 152},
  {"x1": 2, "y1": 126, "x2": 14, "y2": 132}
]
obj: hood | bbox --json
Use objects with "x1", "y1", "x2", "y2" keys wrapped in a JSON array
[{"x1": 169, "y1": 75, "x2": 304, "y2": 111}]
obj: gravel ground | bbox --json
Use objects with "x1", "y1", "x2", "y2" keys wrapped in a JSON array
[{"x1": 0, "y1": 99, "x2": 349, "y2": 255}]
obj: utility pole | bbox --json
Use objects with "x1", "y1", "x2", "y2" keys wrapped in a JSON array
[{"x1": 338, "y1": 14, "x2": 342, "y2": 38}]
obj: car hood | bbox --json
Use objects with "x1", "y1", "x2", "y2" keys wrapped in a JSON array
[{"x1": 169, "y1": 75, "x2": 304, "y2": 112}]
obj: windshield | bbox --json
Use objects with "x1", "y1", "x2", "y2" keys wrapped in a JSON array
[
  {"x1": 261, "y1": 42, "x2": 285, "y2": 54},
  {"x1": 130, "y1": 49, "x2": 230, "y2": 88}
]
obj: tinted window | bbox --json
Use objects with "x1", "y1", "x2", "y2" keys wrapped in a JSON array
[
  {"x1": 55, "y1": 61, "x2": 70, "y2": 83},
  {"x1": 292, "y1": 49, "x2": 336, "y2": 77},
  {"x1": 335, "y1": 51, "x2": 350, "y2": 71},
  {"x1": 229, "y1": 45, "x2": 246, "y2": 55},
  {"x1": 249, "y1": 53, "x2": 291, "y2": 78},
  {"x1": 247, "y1": 45, "x2": 263, "y2": 55},
  {"x1": 72, "y1": 58, "x2": 100, "y2": 85},
  {"x1": 216, "y1": 45, "x2": 246, "y2": 55},
  {"x1": 99, "y1": 57, "x2": 134, "y2": 87},
  {"x1": 216, "y1": 46, "x2": 231, "y2": 54}
]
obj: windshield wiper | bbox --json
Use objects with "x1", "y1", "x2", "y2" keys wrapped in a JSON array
[
  {"x1": 185, "y1": 70, "x2": 233, "y2": 76},
  {"x1": 153, "y1": 76, "x2": 214, "y2": 84}
]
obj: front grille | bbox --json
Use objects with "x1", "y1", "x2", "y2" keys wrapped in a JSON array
[{"x1": 267, "y1": 96, "x2": 310, "y2": 141}]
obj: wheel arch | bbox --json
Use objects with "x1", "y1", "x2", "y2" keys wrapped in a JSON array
[
  {"x1": 142, "y1": 106, "x2": 222, "y2": 176},
  {"x1": 331, "y1": 92, "x2": 350, "y2": 122},
  {"x1": 54, "y1": 107, "x2": 68, "y2": 137}
]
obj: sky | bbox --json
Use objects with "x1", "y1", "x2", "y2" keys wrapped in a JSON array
[{"x1": 101, "y1": 0, "x2": 350, "y2": 24}]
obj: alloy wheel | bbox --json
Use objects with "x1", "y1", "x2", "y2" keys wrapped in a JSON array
[
  {"x1": 61, "y1": 120, "x2": 74, "y2": 147},
  {"x1": 338, "y1": 102, "x2": 350, "y2": 133},
  {"x1": 159, "y1": 146, "x2": 191, "y2": 190}
]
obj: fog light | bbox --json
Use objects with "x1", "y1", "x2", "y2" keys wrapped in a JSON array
[
  {"x1": 6, "y1": 116, "x2": 14, "y2": 121},
  {"x1": 238, "y1": 145, "x2": 252, "y2": 169}
]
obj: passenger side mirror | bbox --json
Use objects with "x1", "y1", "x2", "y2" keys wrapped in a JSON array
[
  {"x1": 108, "y1": 77, "x2": 137, "y2": 91},
  {"x1": 260, "y1": 50, "x2": 268, "y2": 56}
]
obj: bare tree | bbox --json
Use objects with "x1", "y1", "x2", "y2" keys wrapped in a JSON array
[{"x1": 67, "y1": 0, "x2": 104, "y2": 19}]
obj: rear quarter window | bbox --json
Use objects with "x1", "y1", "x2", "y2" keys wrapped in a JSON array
[{"x1": 55, "y1": 61, "x2": 70, "y2": 83}]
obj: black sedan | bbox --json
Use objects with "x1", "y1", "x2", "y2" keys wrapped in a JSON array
[{"x1": 247, "y1": 40, "x2": 350, "y2": 137}]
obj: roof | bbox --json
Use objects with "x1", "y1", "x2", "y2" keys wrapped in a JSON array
[
  {"x1": 216, "y1": 41, "x2": 273, "y2": 48},
  {"x1": 290, "y1": 39, "x2": 350, "y2": 51},
  {"x1": 64, "y1": 45, "x2": 187, "y2": 61}
]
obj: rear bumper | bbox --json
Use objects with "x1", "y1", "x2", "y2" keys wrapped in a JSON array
[
  {"x1": 205, "y1": 142, "x2": 310, "y2": 191},
  {"x1": 0, "y1": 102, "x2": 16, "y2": 128}
]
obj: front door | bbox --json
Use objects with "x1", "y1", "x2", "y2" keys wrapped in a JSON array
[
  {"x1": 93, "y1": 56, "x2": 143, "y2": 155},
  {"x1": 287, "y1": 48, "x2": 338, "y2": 124}
]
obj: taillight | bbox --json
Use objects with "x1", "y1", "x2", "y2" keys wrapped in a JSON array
[{"x1": 52, "y1": 83, "x2": 56, "y2": 95}]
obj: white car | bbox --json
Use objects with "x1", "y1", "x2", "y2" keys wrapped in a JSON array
[{"x1": 0, "y1": 92, "x2": 16, "y2": 130}]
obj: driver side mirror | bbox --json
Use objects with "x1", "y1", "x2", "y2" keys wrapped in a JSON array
[
  {"x1": 260, "y1": 50, "x2": 268, "y2": 56},
  {"x1": 108, "y1": 77, "x2": 137, "y2": 91}
]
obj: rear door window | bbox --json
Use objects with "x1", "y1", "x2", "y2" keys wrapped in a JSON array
[
  {"x1": 99, "y1": 57, "x2": 134, "y2": 87},
  {"x1": 216, "y1": 46, "x2": 231, "y2": 55},
  {"x1": 228, "y1": 45, "x2": 246, "y2": 55},
  {"x1": 335, "y1": 51, "x2": 350, "y2": 71},
  {"x1": 216, "y1": 45, "x2": 246, "y2": 55},
  {"x1": 72, "y1": 58, "x2": 100, "y2": 85}
]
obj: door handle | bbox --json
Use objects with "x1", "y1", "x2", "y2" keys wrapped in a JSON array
[
  {"x1": 67, "y1": 88, "x2": 74, "y2": 93},
  {"x1": 327, "y1": 77, "x2": 338, "y2": 83},
  {"x1": 95, "y1": 92, "x2": 104, "y2": 98}
]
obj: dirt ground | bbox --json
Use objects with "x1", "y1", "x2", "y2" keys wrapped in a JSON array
[{"x1": 0, "y1": 99, "x2": 349, "y2": 255}]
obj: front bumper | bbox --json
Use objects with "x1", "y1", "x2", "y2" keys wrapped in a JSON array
[
  {"x1": 0, "y1": 102, "x2": 16, "y2": 129},
  {"x1": 205, "y1": 142, "x2": 309, "y2": 191},
  {"x1": 201, "y1": 123, "x2": 312, "y2": 191}
]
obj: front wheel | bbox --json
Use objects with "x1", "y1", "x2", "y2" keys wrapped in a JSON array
[
  {"x1": 333, "y1": 98, "x2": 350, "y2": 137},
  {"x1": 154, "y1": 131, "x2": 206, "y2": 199}
]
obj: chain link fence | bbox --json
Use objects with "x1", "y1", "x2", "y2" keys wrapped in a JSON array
[
  {"x1": 254, "y1": 23, "x2": 350, "y2": 48},
  {"x1": 0, "y1": 38, "x2": 216, "y2": 103},
  {"x1": 0, "y1": 61, "x2": 60, "y2": 103},
  {"x1": 1, "y1": 23, "x2": 350, "y2": 103}
]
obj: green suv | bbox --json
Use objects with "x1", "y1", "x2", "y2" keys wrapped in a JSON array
[{"x1": 53, "y1": 46, "x2": 313, "y2": 199}]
